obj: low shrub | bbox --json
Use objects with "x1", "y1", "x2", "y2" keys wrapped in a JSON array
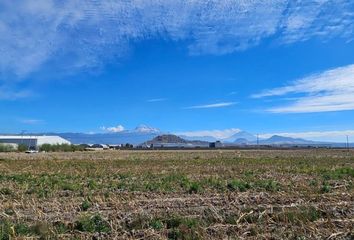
[{"x1": 75, "y1": 214, "x2": 111, "y2": 233}]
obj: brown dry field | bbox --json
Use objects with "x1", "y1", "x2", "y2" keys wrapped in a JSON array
[{"x1": 0, "y1": 149, "x2": 353, "y2": 239}]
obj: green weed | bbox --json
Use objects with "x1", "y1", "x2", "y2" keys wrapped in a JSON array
[{"x1": 75, "y1": 214, "x2": 111, "y2": 233}]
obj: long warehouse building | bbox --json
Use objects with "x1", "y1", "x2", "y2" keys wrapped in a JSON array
[{"x1": 0, "y1": 136, "x2": 71, "y2": 149}]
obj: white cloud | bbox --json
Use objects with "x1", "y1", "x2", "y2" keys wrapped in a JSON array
[
  {"x1": 253, "y1": 64, "x2": 354, "y2": 113},
  {"x1": 0, "y1": 0, "x2": 353, "y2": 80},
  {"x1": 228, "y1": 91, "x2": 237, "y2": 96},
  {"x1": 176, "y1": 128, "x2": 241, "y2": 139},
  {"x1": 20, "y1": 119, "x2": 44, "y2": 125},
  {"x1": 147, "y1": 98, "x2": 167, "y2": 103},
  {"x1": 260, "y1": 130, "x2": 354, "y2": 142},
  {"x1": 279, "y1": 0, "x2": 354, "y2": 44},
  {"x1": 185, "y1": 102, "x2": 236, "y2": 109},
  {"x1": 100, "y1": 125, "x2": 125, "y2": 133}
]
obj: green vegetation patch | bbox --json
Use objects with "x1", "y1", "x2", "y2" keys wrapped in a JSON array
[
  {"x1": 227, "y1": 179, "x2": 251, "y2": 192},
  {"x1": 0, "y1": 219, "x2": 66, "y2": 239},
  {"x1": 275, "y1": 206, "x2": 323, "y2": 224},
  {"x1": 74, "y1": 214, "x2": 111, "y2": 233},
  {"x1": 321, "y1": 167, "x2": 354, "y2": 180},
  {"x1": 164, "y1": 216, "x2": 201, "y2": 240}
]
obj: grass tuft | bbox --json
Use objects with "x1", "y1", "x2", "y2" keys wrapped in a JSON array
[{"x1": 75, "y1": 214, "x2": 111, "y2": 233}]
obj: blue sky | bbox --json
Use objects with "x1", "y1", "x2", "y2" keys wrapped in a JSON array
[{"x1": 1, "y1": 0, "x2": 354, "y2": 141}]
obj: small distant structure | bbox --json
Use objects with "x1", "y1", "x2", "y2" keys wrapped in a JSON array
[
  {"x1": 209, "y1": 141, "x2": 223, "y2": 148},
  {"x1": 78, "y1": 144, "x2": 92, "y2": 148},
  {"x1": 137, "y1": 143, "x2": 152, "y2": 149},
  {"x1": 90, "y1": 144, "x2": 109, "y2": 150},
  {"x1": 0, "y1": 135, "x2": 70, "y2": 150},
  {"x1": 108, "y1": 144, "x2": 120, "y2": 149}
]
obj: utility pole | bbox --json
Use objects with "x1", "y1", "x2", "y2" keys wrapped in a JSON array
[
  {"x1": 21, "y1": 130, "x2": 26, "y2": 145},
  {"x1": 347, "y1": 135, "x2": 350, "y2": 152},
  {"x1": 28, "y1": 134, "x2": 31, "y2": 151},
  {"x1": 257, "y1": 134, "x2": 259, "y2": 150}
]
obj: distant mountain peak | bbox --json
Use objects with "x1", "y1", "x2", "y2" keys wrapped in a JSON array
[
  {"x1": 226, "y1": 131, "x2": 256, "y2": 142},
  {"x1": 268, "y1": 135, "x2": 302, "y2": 141},
  {"x1": 134, "y1": 124, "x2": 160, "y2": 133},
  {"x1": 144, "y1": 134, "x2": 209, "y2": 147},
  {"x1": 262, "y1": 135, "x2": 313, "y2": 144}
]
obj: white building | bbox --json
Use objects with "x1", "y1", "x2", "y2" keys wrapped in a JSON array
[{"x1": 0, "y1": 136, "x2": 71, "y2": 149}]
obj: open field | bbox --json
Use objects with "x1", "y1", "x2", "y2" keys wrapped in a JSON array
[{"x1": 0, "y1": 149, "x2": 353, "y2": 239}]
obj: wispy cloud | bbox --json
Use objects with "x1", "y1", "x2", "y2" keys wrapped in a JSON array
[
  {"x1": 279, "y1": 0, "x2": 354, "y2": 44},
  {"x1": 185, "y1": 102, "x2": 236, "y2": 109},
  {"x1": 176, "y1": 128, "x2": 241, "y2": 140},
  {"x1": 228, "y1": 91, "x2": 237, "y2": 96},
  {"x1": 0, "y1": 86, "x2": 32, "y2": 100},
  {"x1": 20, "y1": 119, "x2": 44, "y2": 125},
  {"x1": 100, "y1": 125, "x2": 125, "y2": 133},
  {"x1": 253, "y1": 64, "x2": 354, "y2": 113},
  {"x1": 0, "y1": 0, "x2": 353, "y2": 79},
  {"x1": 147, "y1": 98, "x2": 167, "y2": 103}
]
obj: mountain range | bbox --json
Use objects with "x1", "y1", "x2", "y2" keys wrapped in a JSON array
[
  {"x1": 182, "y1": 131, "x2": 316, "y2": 145},
  {"x1": 8, "y1": 125, "x2": 350, "y2": 147},
  {"x1": 54, "y1": 124, "x2": 161, "y2": 145},
  {"x1": 141, "y1": 133, "x2": 345, "y2": 148}
]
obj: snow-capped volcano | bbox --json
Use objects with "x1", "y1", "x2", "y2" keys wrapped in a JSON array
[{"x1": 133, "y1": 124, "x2": 161, "y2": 134}]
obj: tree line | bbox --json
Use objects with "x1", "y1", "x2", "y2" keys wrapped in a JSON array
[{"x1": 0, "y1": 143, "x2": 85, "y2": 152}]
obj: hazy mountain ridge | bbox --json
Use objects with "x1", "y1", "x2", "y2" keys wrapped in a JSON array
[
  {"x1": 259, "y1": 135, "x2": 314, "y2": 144},
  {"x1": 179, "y1": 131, "x2": 349, "y2": 147},
  {"x1": 50, "y1": 125, "x2": 162, "y2": 145},
  {"x1": 225, "y1": 131, "x2": 257, "y2": 142},
  {"x1": 5, "y1": 128, "x2": 351, "y2": 147}
]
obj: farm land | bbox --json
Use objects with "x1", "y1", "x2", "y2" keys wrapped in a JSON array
[{"x1": 0, "y1": 149, "x2": 353, "y2": 239}]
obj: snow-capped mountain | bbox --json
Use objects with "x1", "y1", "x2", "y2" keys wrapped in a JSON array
[
  {"x1": 133, "y1": 124, "x2": 161, "y2": 133},
  {"x1": 54, "y1": 125, "x2": 161, "y2": 145},
  {"x1": 33, "y1": 127, "x2": 348, "y2": 147}
]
